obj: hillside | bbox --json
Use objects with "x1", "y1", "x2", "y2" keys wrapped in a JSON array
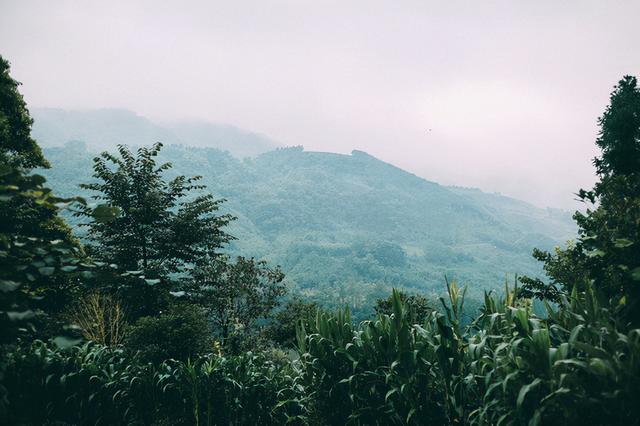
[{"x1": 40, "y1": 140, "x2": 575, "y2": 318}]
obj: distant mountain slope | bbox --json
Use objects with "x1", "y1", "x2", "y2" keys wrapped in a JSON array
[
  {"x1": 31, "y1": 108, "x2": 279, "y2": 157},
  {"x1": 168, "y1": 121, "x2": 279, "y2": 158},
  {"x1": 40, "y1": 141, "x2": 576, "y2": 319}
]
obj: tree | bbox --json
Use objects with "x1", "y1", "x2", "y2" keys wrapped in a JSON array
[
  {"x1": 0, "y1": 167, "x2": 84, "y2": 344},
  {"x1": 125, "y1": 303, "x2": 212, "y2": 363},
  {"x1": 188, "y1": 256, "x2": 286, "y2": 347},
  {"x1": 0, "y1": 55, "x2": 74, "y2": 243},
  {"x1": 0, "y1": 56, "x2": 84, "y2": 339},
  {"x1": 0, "y1": 56, "x2": 48, "y2": 169},
  {"x1": 522, "y1": 76, "x2": 640, "y2": 322},
  {"x1": 77, "y1": 143, "x2": 234, "y2": 317},
  {"x1": 79, "y1": 143, "x2": 234, "y2": 276},
  {"x1": 374, "y1": 291, "x2": 433, "y2": 324},
  {"x1": 266, "y1": 297, "x2": 318, "y2": 348}
]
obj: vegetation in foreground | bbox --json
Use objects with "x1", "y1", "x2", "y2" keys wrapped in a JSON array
[{"x1": 1, "y1": 53, "x2": 640, "y2": 425}]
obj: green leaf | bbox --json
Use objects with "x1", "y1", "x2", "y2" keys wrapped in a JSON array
[
  {"x1": 0, "y1": 163, "x2": 12, "y2": 177},
  {"x1": 0, "y1": 280, "x2": 20, "y2": 292},
  {"x1": 586, "y1": 249, "x2": 605, "y2": 258},
  {"x1": 614, "y1": 238, "x2": 634, "y2": 248},
  {"x1": 516, "y1": 378, "x2": 542, "y2": 410},
  {"x1": 38, "y1": 266, "x2": 55, "y2": 276},
  {"x1": 52, "y1": 336, "x2": 82, "y2": 349},
  {"x1": 60, "y1": 265, "x2": 78, "y2": 272},
  {"x1": 7, "y1": 310, "x2": 35, "y2": 321},
  {"x1": 92, "y1": 204, "x2": 121, "y2": 223}
]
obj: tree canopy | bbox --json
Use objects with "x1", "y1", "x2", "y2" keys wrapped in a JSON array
[
  {"x1": 0, "y1": 56, "x2": 48, "y2": 170},
  {"x1": 522, "y1": 75, "x2": 640, "y2": 323},
  {"x1": 78, "y1": 142, "x2": 235, "y2": 277}
]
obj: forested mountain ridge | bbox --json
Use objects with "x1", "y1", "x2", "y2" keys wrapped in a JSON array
[{"x1": 40, "y1": 139, "x2": 575, "y2": 316}]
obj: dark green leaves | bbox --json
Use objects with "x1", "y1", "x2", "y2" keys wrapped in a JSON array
[{"x1": 91, "y1": 204, "x2": 120, "y2": 223}]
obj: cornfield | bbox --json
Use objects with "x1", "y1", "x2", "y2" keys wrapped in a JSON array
[{"x1": 3, "y1": 283, "x2": 639, "y2": 425}]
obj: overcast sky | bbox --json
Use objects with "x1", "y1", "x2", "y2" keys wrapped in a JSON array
[{"x1": 1, "y1": 0, "x2": 639, "y2": 208}]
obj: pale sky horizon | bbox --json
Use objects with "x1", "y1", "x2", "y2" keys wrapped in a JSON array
[{"x1": 2, "y1": 0, "x2": 639, "y2": 209}]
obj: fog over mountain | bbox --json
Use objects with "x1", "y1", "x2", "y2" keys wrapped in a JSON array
[
  {"x1": 32, "y1": 108, "x2": 280, "y2": 158},
  {"x1": 3, "y1": 1, "x2": 639, "y2": 208}
]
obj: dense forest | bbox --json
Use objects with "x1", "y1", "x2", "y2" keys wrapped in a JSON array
[{"x1": 1, "y1": 53, "x2": 640, "y2": 425}]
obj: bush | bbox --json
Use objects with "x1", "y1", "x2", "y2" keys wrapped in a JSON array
[
  {"x1": 125, "y1": 303, "x2": 212, "y2": 363},
  {"x1": 265, "y1": 297, "x2": 319, "y2": 348},
  {"x1": 66, "y1": 291, "x2": 127, "y2": 346}
]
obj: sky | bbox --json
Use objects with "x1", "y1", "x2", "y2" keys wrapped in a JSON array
[{"x1": 1, "y1": 0, "x2": 639, "y2": 209}]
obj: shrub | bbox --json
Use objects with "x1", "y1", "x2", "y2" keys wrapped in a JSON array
[
  {"x1": 125, "y1": 303, "x2": 212, "y2": 363},
  {"x1": 265, "y1": 297, "x2": 319, "y2": 348},
  {"x1": 66, "y1": 291, "x2": 127, "y2": 346}
]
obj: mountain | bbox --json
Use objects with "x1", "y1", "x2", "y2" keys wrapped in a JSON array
[
  {"x1": 31, "y1": 108, "x2": 279, "y2": 157},
  {"x1": 39, "y1": 139, "x2": 576, "y2": 320}
]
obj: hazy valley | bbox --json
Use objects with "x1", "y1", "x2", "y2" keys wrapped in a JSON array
[{"x1": 35, "y1": 108, "x2": 575, "y2": 318}]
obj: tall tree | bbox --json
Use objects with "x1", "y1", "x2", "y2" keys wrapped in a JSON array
[
  {"x1": 0, "y1": 56, "x2": 81, "y2": 330},
  {"x1": 77, "y1": 142, "x2": 234, "y2": 317},
  {"x1": 79, "y1": 142, "x2": 234, "y2": 277},
  {"x1": 0, "y1": 56, "x2": 48, "y2": 169},
  {"x1": 0, "y1": 55, "x2": 72, "y2": 242},
  {"x1": 522, "y1": 76, "x2": 640, "y2": 322}
]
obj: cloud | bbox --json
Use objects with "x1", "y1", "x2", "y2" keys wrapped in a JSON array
[{"x1": 1, "y1": 0, "x2": 637, "y2": 208}]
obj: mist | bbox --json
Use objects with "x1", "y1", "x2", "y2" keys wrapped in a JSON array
[{"x1": 1, "y1": 0, "x2": 639, "y2": 208}]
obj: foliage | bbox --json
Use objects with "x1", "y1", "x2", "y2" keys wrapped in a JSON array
[
  {"x1": 4, "y1": 284, "x2": 640, "y2": 425},
  {"x1": 265, "y1": 297, "x2": 319, "y2": 348},
  {"x1": 0, "y1": 57, "x2": 81, "y2": 324},
  {"x1": 187, "y1": 256, "x2": 286, "y2": 349},
  {"x1": 0, "y1": 55, "x2": 48, "y2": 169},
  {"x1": 464, "y1": 284, "x2": 640, "y2": 425},
  {"x1": 0, "y1": 58, "x2": 92, "y2": 421},
  {"x1": 41, "y1": 140, "x2": 575, "y2": 319},
  {"x1": 125, "y1": 303, "x2": 212, "y2": 364},
  {"x1": 521, "y1": 76, "x2": 640, "y2": 323},
  {"x1": 2, "y1": 342, "x2": 304, "y2": 425},
  {"x1": 295, "y1": 285, "x2": 640, "y2": 425},
  {"x1": 0, "y1": 166, "x2": 84, "y2": 345},
  {"x1": 374, "y1": 290, "x2": 434, "y2": 324},
  {"x1": 574, "y1": 78, "x2": 640, "y2": 316},
  {"x1": 78, "y1": 142, "x2": 234, "y2": 277},
  {"x1": 75, "y1": 142, "x2": 235, "y2": 318}
]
